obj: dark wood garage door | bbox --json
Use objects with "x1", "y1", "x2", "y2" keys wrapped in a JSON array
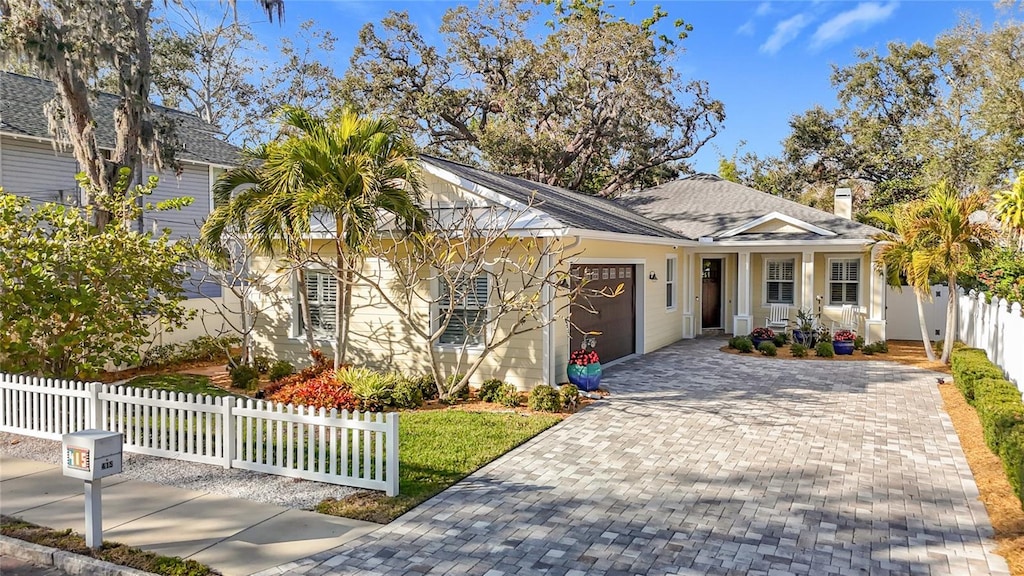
[{"x1": 570, "y1": 264, "x2": 636, "y2": 363}]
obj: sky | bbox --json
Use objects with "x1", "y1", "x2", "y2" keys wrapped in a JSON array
[{"x1": 228, "y1": 0, "x2": 1008, "y2": 175}]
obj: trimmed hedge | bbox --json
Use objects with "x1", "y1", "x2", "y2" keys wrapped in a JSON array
[
  {"x1": 951, "y1": 347, "x2": 1024, "y2": 510},
  {"x1": 951, "y1": 348, "x2": 1004, "y2": 403}
]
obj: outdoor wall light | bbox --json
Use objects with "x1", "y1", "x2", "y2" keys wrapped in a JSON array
[{"x1": 649, "y1": 272, "x2": 658, "y2": 281}]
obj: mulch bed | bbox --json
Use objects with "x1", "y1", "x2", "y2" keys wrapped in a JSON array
[{"x1": 720, "y1": 339, "x2": 951, "y2": 373}]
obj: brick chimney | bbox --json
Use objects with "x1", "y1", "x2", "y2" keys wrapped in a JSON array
[{"x1": 834, "y1": 187, "x2": 852, "y2": 219}]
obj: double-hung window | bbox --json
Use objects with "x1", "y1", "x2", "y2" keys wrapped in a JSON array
[
  {"x1": 303, "y1": 270, "x2": 337, "y2": 338},
  {"x1": 829, "y1": 259, "x2": 860, "y2": 305},
  {"x1": 438, "y1": 274, "x2": 489, "y2": 346},
  {"x1": 765, "y1": 259, "x2": 795, "y2": 304},
  {"x1": 665, "y1": 256, "x2": 677, "y2": 309}
]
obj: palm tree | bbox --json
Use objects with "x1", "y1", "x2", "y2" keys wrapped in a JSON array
[
  {"x1": 913, "y1": 181, "x2": 995, "y2": 363},
  {"x1": 869, "y1": 203, "x2": 938, "y2": 361},
  {"x1": 201, "y1": 106, "x2": 424, "y2": 367},
  {"x1": 993, "y1": 171, "x2": 1024, "y2": 248}
]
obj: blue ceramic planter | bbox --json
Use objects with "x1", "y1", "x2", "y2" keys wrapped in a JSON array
[
  {"x1": 833, "y1": 340, "x2": 855, "y2": 355},
  {"x1": 567, "y1": 362, "x2": 602, "y2": 392}
]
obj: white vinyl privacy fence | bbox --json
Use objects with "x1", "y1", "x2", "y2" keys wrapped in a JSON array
[
  {"x1": 957, "y1": 289, "x2": 1024, "y2": 390},
  {"x1": 0, "y1": 374, "x2": 399, "y2": 495}
]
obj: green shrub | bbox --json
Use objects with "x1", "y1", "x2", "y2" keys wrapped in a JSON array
[
  {"x1": 758, "y1": 341, "x2": 777, "y2": 357},
  {"x1": 790, "y1": 343, "x2": 808, "y2": 358},
  {"x1": 495, "y1": 383, "x2": 522, "y2": 408},
  {"x1": 727, "y1": 337, "x2": 739, "y2": 349},
  {"x1": 391, "y1": 377, "x2": 424, "y2": 409},
  {"x1": 229, "y1": 364, "x2": 260, "y2": 390},
  {"x1": 409, "y1": 374, "x2": 439, "y2": 401},
  {"x1": 342, "y1": 368, "x2": 398, "y2": 412},
  {"x1": 878, "y1": 340, "x2": 889, "y2": 353},
  {"x1": 999, "y1": 427, "x2": 1024, "y2": 511},
  {"x1": 559, "y1": 383, "x2": 579, "y2": 410},
  {"x1": 951, "y1": 348, "x2": 1004, "y2": 402},
  {"x1": 268, "y1": 360, "x2": 295, "y2": 382},
  {"x1": 815, "y1": 342, "x2": 835, "y2": 358},
  {"x1": 853, "y1": 336, "x2": 865, "y2": 350},
  {"x1": 974, "y1": 378, "x2": 1024, "y2": 453},
  {"x1": 143, "y1": 335, "x2": 240, "y2": 368},
  {"x1": 528, "y1": 385, "x2": 561, "y2": 412},
  {"x1": 479, "y1": 378, "x2": 504, "y2": 403},
  {"x1": 861, "y1": 343, "x2": 877, "y2": 355},
  {"x1": 253, "y1": 355, "x2": 272, "y2": 374},
  {"x1": 733, "y1": 337, "x2": 754, "y2": 353},
  {"x1": 772, "y1": 333, "x2": 789, "y2": 347}
]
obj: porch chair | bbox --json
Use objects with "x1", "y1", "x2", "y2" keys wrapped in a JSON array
[
  {"x1": 830, "y1": 304, "x2": 859, "y2": 333},
  {"x1": 765, "y1": 303, "x2": 790, "y2": 334}
]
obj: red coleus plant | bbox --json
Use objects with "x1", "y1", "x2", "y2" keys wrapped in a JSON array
[
  {"x1": 832, "y1": 329, "x2": 857, "y2": 342},
  {"x1": 268, "y1": 370, "x2": 359, "y2": 411},
  {"x1": 569, "y1": 347, "x2": 600, "y2": 366},
  {"x1": 750, "y1": 327, "x2": 775, "y2": 339}
]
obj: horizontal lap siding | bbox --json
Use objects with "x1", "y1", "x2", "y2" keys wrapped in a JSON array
[
  {"x1": 0, "y1": 138, "x2": 80, "y2": 203},
  {"x1": 142, "y1": 163, "x2": 210, "y2": 241}
]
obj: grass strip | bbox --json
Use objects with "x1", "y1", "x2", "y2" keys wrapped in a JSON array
[
  {"x1": 1, "y1": 515, "x2": 219, "y2": 575},
  {"x1": 123, "y1": 374, "x2": 234, "y2": 397},
  {"x1": 317, "y1": 410, "x2": 561, "y2": 523}
]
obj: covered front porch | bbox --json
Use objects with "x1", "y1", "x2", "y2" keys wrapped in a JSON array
[{"x1": 679, "y1": 244, "x2": 886, "y2": 343}]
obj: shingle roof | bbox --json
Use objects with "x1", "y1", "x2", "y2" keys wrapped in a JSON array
[
  {"x1": 1, "y1": 71, "x2": 240, "y2": 167},
  {"x1": 421, "y1": 154, "x2": 685, "y2": 240},
  {"x1": 616, "y1": 173, "x2": 883, "y2": 241}
]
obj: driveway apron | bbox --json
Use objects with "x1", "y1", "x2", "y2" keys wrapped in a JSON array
[{"x1": 262, "y1": 339, "x2": 1008, "y2": 576}]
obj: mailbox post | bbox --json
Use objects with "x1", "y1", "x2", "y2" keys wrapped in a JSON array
[{"x1": 62, "y1": 430, "x2": 123, "y2": 548}]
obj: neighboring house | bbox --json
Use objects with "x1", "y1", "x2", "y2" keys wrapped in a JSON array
[
  {"x1": 0, "y1": 71, "x2": 242, "y2": 345},
  {"x1": 249, "y1": 155, "x2": 887, "y2": 390}
]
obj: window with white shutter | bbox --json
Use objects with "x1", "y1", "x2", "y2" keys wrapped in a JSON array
[
  {"x1": 765, "y1": 259, "x2": 795, "y2": 304},
  {"x1": 301, "y1": 270, "x2": 337, "y2": 338},
  {"x1": 438, "y1": 274, "x2": 489, "y2": 346},
  {"x1": 828, "y1": 259, "x2": 860, "y2": 305}
]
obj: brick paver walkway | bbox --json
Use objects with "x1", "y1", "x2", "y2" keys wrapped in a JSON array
[{"x1": 261, "y1": 339, "x2": 1008, "y2": 575}]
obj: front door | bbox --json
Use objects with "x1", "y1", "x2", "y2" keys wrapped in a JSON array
[
  {"x1": 570, "y1": 264, "x2": 636, "y2": 363},
  {"x1": 701, "y1": 259, "x2": 722, "y2": 329}
]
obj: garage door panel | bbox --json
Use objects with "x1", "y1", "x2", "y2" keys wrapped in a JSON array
[{"x1": 570, "y1": 264, "x2": 636, "y2": 363}]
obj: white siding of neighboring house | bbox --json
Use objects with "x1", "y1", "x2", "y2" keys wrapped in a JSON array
[
  {"x1": 0, "y1": 136, "x2": 80, "y2": 204},
  {"x1": 142, "y1": 162, "x2": 212, "y2": 241}
]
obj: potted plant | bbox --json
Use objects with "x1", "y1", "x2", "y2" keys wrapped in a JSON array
[
  {"x1": 793, "y1": 308, "x2": 815, "y2": 346},
  {"x1": 750, "y1": 327, "x2": 775, "y2": 349},
  {"x1": 567, "y1": 339, "x2": 602, "y2": 392},
  {"x1": 832, "y1": 329, "x2": 856, "y2": 355}
]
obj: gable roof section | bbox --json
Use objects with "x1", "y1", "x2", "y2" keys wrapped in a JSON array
[
  {"x1": 0, "y1": 71, "x2": 240, "y2": 167},
  {"x1": 617, "y1": 173, "x2": 883, "y2": 242},
  {"x1": 419, "y1": 154, "x2": 686, "y2": 241}
]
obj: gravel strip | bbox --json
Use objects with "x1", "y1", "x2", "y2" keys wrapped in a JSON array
[{"x1": 1, "y1": 432, "x2": 357, "y2": 510}]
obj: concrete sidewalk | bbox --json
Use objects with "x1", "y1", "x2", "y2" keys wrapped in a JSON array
[{"x1": 0, "y1": 455, "x2": 378, "y2": 576}]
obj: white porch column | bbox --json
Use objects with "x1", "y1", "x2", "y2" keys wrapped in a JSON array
[
  {"x1": 733, "y1": 251, "x2": 753, "y2": 335},
  {"x1": 682, "y1": 252, "x2": 695, "y2": 338},
  {"x1": 865, "y1": 244, "x2": 886, "y2": 343},
  {"x1": 801, "y1": 251, "x2": 815, "y2": 314}
]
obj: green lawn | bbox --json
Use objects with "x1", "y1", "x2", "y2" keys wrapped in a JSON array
[
  {"x1": 124, "y1": 374, "x2": 233, "y2": 397},
  {"x1": 317, "y1": 410, "x2": 562, "y2": 523}
]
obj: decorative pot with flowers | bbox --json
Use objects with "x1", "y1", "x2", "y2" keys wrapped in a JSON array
[
  {"x1": 567, "y1": 344, "x2": 602, "y2": 392},
  {"x1": 750, "y1": 327, "x2": 775, "y2": 349},
  {"x1": 832, "y1": 329, "x2": 856, "y2": 355}
]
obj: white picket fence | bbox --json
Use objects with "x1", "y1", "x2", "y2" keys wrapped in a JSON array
[
  {"x1": 957, "y1": 289, "x2": 1024, "y2": 390},
  {"x1": 0, "y1": 374, "x2": 399, "y2": 495}
]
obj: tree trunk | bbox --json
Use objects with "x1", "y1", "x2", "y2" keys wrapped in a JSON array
[
  {"x1": 295, "y1": 268, "x2": 317, "y2": 359},
  {"x1": 941, "y1": 276, "x2": 958, "y2": 364},
  {"x1": 915, "y1": 291, "x2": 937, "y2": 361},
  {"x1": 339, "y1": 267, "x2": 354, "y2": 367}
]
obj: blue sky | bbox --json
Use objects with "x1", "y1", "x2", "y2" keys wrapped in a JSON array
[{"x1": 233, "y1": 0, "x2": 1006, "y2": 174}]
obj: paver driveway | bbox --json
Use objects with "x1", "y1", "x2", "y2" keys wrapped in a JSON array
[{"x1": 262, "y1": 339, "x2": 1007, "y2": 576}]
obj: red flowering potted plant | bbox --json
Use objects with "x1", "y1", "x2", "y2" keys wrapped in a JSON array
[
  {"x1": 832, "y1": 329, "x2": 856, "y2": 355},
  {"x1": 750, "y1": 327, "x2": 775, "y2": 349},
  {"x1": 567, "y1": 338, "x2": 602, "y2": 392}
]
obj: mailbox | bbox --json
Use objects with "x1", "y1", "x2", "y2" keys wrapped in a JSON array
[{"x1": 62, "y1": 429, "x2": 123, "y2": 481}]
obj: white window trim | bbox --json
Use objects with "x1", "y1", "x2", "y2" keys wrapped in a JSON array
[
  {"x1": 431, "y1": 268, "x2": 491, "y2": 352},
  {"x1": 827, "y1": 257, "x2": 861, "y2": 306},
  {"x1": 292, "y1": 267, "x2": 338, "y2": 343},
  {"x1": 762, "y1": 256, "x2": 796, "y2": 307},
  {"x1": 665, "y1": 254, "x2": 678, "y2": 311}
]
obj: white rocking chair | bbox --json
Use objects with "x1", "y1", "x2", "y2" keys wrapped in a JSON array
[
  {"x1": 765, "y1": 303, "x2": 790, "y2": 333},
  {"x1": 830, "y1": 304, "x2": 859, "y2": 333}
]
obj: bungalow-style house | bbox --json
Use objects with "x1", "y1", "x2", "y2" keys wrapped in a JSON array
[
  {"x1": 0, "y1": 71, "x2": 241, "y2": 345},
  {"x1": 248, "y1": 155, "x2": 887, "y2": 390}
]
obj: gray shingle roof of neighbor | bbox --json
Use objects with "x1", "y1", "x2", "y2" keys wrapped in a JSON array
[
  {"x1": 420, "y1": 154, "x2": 686, "y2": 240},
  {"x1": 616, "y1": 173, "x2": 884, "y2": 241},
  {"x1": 0, "y1": 71, "x2": 240, "y2": 167}
]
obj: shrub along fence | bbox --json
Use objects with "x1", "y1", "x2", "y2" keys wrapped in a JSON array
[
  {"x1": 951, "y1": 348, "x2": 1024, "y2": 510},
  {"x1": 957, "y1": 289, "x2": 1023, "y2": 390},
  {"x1": 0, "y1": 373, "x2": 399, "y2": 495}
]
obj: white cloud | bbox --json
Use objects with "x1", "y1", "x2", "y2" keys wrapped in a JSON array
[
  {"x1": 756, "y1": 2, "x2": 772, "y2": 17},
  {"x1": 737, "y1": 20, "x2": 755, "y2": 36},
  {"x1": 760, "y1": 13, "x2": 812, "y2": 55},
  {"x1": 810, "y1": 2, "x2": 899, "y2": 49}
]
